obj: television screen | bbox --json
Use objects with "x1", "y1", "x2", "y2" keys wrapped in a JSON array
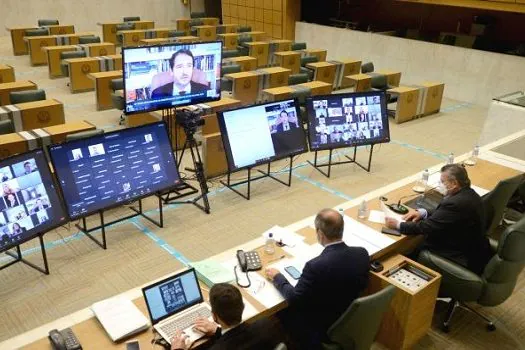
[
  {"x1": 122, "y1": 41, "x2": 222, "y2": 114},
  {"x1": 217, "y1": 99, "x2": 308, "y2": 172},
  {"x1": 48, "y1": 122, "x2": 182, "y2": 219},
  {"x1": 305, "y1": 91, "x2": 391, "y2": 151},
  {"x1": 0, "y1": 149, "x2": 66, "y2": 253}
]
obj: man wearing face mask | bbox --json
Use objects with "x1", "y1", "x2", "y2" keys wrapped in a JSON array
[{"x1": 385, "y1": 164, "x2": 491, "y2": 275}]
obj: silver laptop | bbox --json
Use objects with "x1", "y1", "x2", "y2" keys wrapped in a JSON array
[{"x1": 142, "y1": 268, "x2": 212, "y2": 344}]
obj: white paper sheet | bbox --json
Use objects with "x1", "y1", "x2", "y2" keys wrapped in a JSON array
[
  {"x1": 261, "y1": 225, "x2": 305, "y2": 247},
  {"x1": 368, "y1": 210, "x2": 385, "y2": 224},
  {"x1": 268, "y1": 257, "x2": 307, "y2": 287},
  {"x1": 245, "y1": 272, "x2": 285, "y2": 309},
  {"x1": 471, "y1": 185, "x2": 490, "y2": 197},
  {"x1": 380, "y1": 201, "x2": 406, "y2": 223},
  {"x1": 344, "y1": 216, "x2": 396, "y2": 250}
]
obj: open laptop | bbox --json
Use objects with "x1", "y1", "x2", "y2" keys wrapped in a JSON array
[{"x1": 142, "y1": 268, "x2": 212, "y2": 344}]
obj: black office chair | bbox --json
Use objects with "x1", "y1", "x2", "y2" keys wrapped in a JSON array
[
  {"x1": 60, "y1": 50, "x2": 87, "y2": 77},
  {"x1": 123, "y1": 16, "x2": 140, "y2": 22},
  {"x1": 0, "y1": 120, "x2": 15, "y2": 135},
  {"x1": 116, "y1": 22, "x2": 135, "y2": 45},
  {"x1": 78, "y1": 35, "x2": 101, "y2": 44},
  {"x1": 38, "y1": 19, "x2": 59, "y2": 27},
  {"x1": 237, "y1": 35, "x2": 253, "y2": 56},
  {"x1": 190, "y1": 12, "x2": 207, "y2": 19},
  {"x1": 291, "y1": 42, "x2": 307, "y2": 51},
  {"x1": 222, "y1": 49, "x2": 241, "y2": 58},
  {"x1": 167, "y1": 30, "x2": 186, "y2": 38},
  {"x1": 25, "y1": 28, "x2": 49, "y2": 37},
  {"x1": 237, "y1": 26, "x2": 252, "y2": 33},
  {"x1": 221, "y1": 64, "x2": 241, "y2": 77},
  {"x1": 361, "y1": 62, "x2": 374, "y2": 74},
  {"x1": 190, "y1": 28, "x2": 198, "y2": 37},
  {"x1": 66, "y1": 129, "x2": 104, "y2": 141},
  {"x1": 9, "y1": 89, "x2": 46, "y2": 105},
  {"x1": 189, "y1": 19, "x2": 204, "y2": 27},
  {"x1": 288, "y1": 73, "x2": 308, "y2": 85},
  {"x1": 300, "y1": 56, "x2": 318, "y2": 81},
  {"x1": 110, "y1": 78, "x2": 126, "y2": 125}
]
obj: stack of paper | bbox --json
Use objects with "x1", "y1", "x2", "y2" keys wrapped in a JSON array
[
  {"x1": 190, "y1": 259, "x2": 235, "y2": 288},
  {"x1": 92, "y1": 297, "x2": 149, "y2": 342}
]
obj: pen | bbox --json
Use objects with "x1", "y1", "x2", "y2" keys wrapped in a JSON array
[{"x1": 267, "y1": 254, "x2": 286, "y2": 264}]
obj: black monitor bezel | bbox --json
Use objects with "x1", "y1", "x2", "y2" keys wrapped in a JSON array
[
  {"x1": 305, "y1": 90, "x2": 391, "y2": 152},
  {"x1": 217, "y1": 98, "x2": 309, "y2": 172},
  {"x1": 47, "y1": 121, "x2": 183, "y2": 220},
  {"x1": 141, "y1": 268, "x2": 204, "y2": 325},
  {"x1": 0, "y1": 148, "x2": 68, "y2": 254},
  {"x1": 122, "y1": 40, "x2": 223, "y2": 116}
]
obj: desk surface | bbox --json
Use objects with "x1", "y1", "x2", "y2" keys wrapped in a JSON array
[
  {"x1": 87, "y1": 71, "x2": 123, "y2": 79},
  {"x1": 259, "y1": 67, "x2": 292, "y2": 74},
  {"x1": 0, "y1": 80, "x2": 36, "y2": 90},
  {"x1": 273, "y1": 51, "x2": 301, "y2": 56},
  {"x1": 306, "y1": 61, "x2": 336, "y2": 69},
  {"x1": 388, "y1": 86, "x2": 420, "y2": 94},
  {"x1": 14, "y1": 99, "x2": 61, "y2": 110}
]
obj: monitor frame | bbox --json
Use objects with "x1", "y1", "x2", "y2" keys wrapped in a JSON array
[
  {"x1": 47, "y1": 121, "x2": 182, "y2": 220},
  {"x1": 0, "y1": 148, "x2": 67, "y2": 254},
  {"x1": 305, "y1": 90, "x2": 391, "y2": 152},
  {"x1": 122, "y1": 40, "x2": 223, "y2": 116},
  {"x1": 217, "y1": 98, "x2": 309, "y2": 173}
]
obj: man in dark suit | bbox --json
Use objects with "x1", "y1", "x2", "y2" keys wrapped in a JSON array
[
  {"x1": 275, "y1": 110, "x2": 298, "y2": 133},
  {"x1": 170, "y1": 283, "x2": 283, "y2": 350},
  {"x1": 151, "y1": 49, "x2": 209, "y2": 98},
  {"x1": 265, "y1": 208, "x2": 370, "y2": 349},
  {"x1": 386, "y1": 164, "x2": 491, "y2": 274}
]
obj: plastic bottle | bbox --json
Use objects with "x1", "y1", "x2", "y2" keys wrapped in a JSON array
[
  {"x1": 421, "y1": 169, "x2": 429, "y2": 186},
  {"x1": 338, "y1": 208, "x2": 345, "y2": 219},
  {"x1": 447, "y1": 152, "x2": 454, "y2": 165},
  {"x1": 357, "y1": 200, "x2": 368, "y2": 219},
  {"x1": 265, "y1": 232, "x2": 275, "y2": 255},
  {"x1": 470, "y1": 145, "x2": 479, "y2": 165}
]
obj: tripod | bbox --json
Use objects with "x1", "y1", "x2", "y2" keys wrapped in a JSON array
[{"x1": 163, "y1": 114, "x2": 211, "y2": 214}]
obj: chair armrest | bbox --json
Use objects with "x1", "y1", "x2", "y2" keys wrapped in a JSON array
[{"x1": 418, "y1": 250, "x2": 484, "y2": 301}]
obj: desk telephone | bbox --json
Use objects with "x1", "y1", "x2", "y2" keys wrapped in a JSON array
[
  {"x1": 48, "y1": 328, "x2": 82, "y2": 350},
  {"x1": 237, "y1": 250, "x2": 262, "y2": 272}
]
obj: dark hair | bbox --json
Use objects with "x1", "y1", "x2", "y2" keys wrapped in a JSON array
[
  {"x1": 169, "y1": 49, "x2": 195, "y2": 70},
  {"x1": 209, "y1": 283, "x2": 244, "y2": 327},
  {"x1": 280, "y1": 110, "x2": 288, "y2": 116},
  {"x1": 24, "y1": 161, "x2": 30, "y2": 166},
  {"x1": 441, "y1": 164, "x2": 471, "y2": 188},
  {"x1": 314, "y1": 208, "x2": 344, "y2": 240}
]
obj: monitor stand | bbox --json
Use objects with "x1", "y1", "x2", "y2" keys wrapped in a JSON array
[
  {"x1": 307, "y1": 144, "x2": 375, "y2": 178},
  {"x1": 0, "y1": 235, "x2": 49, "y2": 275}
]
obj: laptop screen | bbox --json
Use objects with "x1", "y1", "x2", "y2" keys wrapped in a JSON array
[{"x1": 142, "y1": 268, "x2": 204, "y2": 324}]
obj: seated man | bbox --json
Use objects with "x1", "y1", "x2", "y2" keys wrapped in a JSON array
[
  {"x1": 170, "y1": 283, "x2": 283, "y2": 350},
  {"x1": 385, "y1": 164, "x2": 491, "y2": 274},
  {"x1": 152, "y1": 49, "x2": 208, "y2": 98},
  {"x1": 265, "y1": 208, "x2": 370, "y2": 349}
]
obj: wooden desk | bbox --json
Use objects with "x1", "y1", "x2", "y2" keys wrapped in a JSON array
[
  {"x1": 245, "y1": 42, "x2": 270, "y2": 67},
  {"x1": 194, "y1": 25, "x2": 217, "y2": 41},
  {"x1": 34, "y1": 120, "x2": 97, "y2": 145},
  {"x1": 218, "y1": 33, "x2": 240, "y2": 50},
  {"x1": 87, "y1": 70, "x2": 123, "y2": 110},
  {"x1": 262, "y1": 81, "x2": 333, "y2": 102},
  {"x1": 98, "y1": 21, "x2": 154, "y2": 44},
  {"x1": 175, "y1": 36, "x2": 200, "y2": 43},
  {"x1": 376, "y1": 70, "x2": 402, "y2": 87},
  {"x1": 0, "y1": 81, "x2": 37, "y2": 105},
  {"x1": 344, "y1": 73, "x2": 372, "y2": 92},
  {"x1": 223, "y1": 56, "x2": 258, "y2": 72},
  {"x1": 6, "y1": 26, "x2": 38, "y2": 55},
  {"x1": 45, "y1": 25, "x2": 75, "y2": 35},
  {"x1": 118, "y1": 28, "x2": 172, "y2": 47},
  {"x1": 25, "y1": 33, "x2": 93, "y2": 66},
  {"x1": 201, "y1": 18, "x2": 220, "y2": 26},
  {"x1": 223, "y1": 72, "x2": 260, "y2": 104},
  {"x1": 302, "y1": 48, "x2": 327, "y2": 62},
  {"x1": 328, "y1": 59, "x2": 362, "y2": 89},
  {"x1": 0, "y1": 132, "x2": 35, "y2": 159},
  {"x1": 242, "y1": 31, "x2": 266, "y2": 41},
  {"x1": 217, "y1": 24, "x2": 238, "y2": 34},
  {"x1": 388, "y1": 86, "x2": 421, "y2": 124},
  {"x1": 258, "y1": 67, "x2": 291, "y2": 88},
  {"x1": 201, "y1": 97, "x2": 242, "y2": 136},
  {"x1": 0, "y1": 64, "x2": 15, "y2": 84},
  {"x1": 273, "y1": 51, "x2": 301, "y2": 74},
  {"x1": 306, "y1": 61, "x2": 337, "y2": 85},
  {"x1": 0, "y1": 99, "x2": 65, "y2": 131},
  {"x1": 268, "y1": 40, "x2": 293, "y2": 65},
  {"x1": 419, "y1": 82, "x2": 445, "y2": 115},
  {"x1": 65, "y1": 55, "x2": 122, "y2": 93},
  {"x1": 139, "y1": 38, "x2": 171, "y2": 45},
  {"x1": 176, "y1": 18, "x2": 192, "y2": 34}
]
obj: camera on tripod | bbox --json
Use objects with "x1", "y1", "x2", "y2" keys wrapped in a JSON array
[{"x1": 176, "y1": 108, "x2": 205, "y2": 135}]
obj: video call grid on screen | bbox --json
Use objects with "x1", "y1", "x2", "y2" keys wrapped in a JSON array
[
  {"x1": 122, "y1": 41, "x2": 222, "y2": 114},
  {"x1": 306, "y1": 91, "x2": 391, "y2": 151},
  {"x1": 0, "y1": 150, "x2": 66, "y2": 252},
  {"x1": 218, "y1": 99, "x2": 309, "y2": 172},
  {"x1": 48, "y1": 122, "x2": 182, "y2": 220}
]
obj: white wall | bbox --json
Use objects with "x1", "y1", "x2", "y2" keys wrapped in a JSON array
[
  {"x1": 296, "y1": 22, "x2": 525, "y2": 107},
  {"x1": 1, "y1": 0, "x2": 205, "y2": 32}
]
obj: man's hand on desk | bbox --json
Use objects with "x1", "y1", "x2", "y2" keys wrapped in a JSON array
[
  {"x1": 385, "y1": 218, "x2": 399, "y2": 230},
  {"x1": 171, "y1": 330, "x2": 189, "y2": 350},
  {"x1": 403, "y1": 209, "x2": 423, "y2": 222},
  {"x1": 193, "y1": 318, "x2": 218, "y2": 336},
  {"x1": 265, "y1": 268, "x2": 280, "y2": 281}
]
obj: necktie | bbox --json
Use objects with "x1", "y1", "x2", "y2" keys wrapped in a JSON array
[{"x1": 179, "y1": 91, "x2": 186, "y2": 96}]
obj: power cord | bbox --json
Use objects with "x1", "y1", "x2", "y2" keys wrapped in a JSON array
[{"x1": 234, "y1": 265, "x2": 251, "y2": 288}]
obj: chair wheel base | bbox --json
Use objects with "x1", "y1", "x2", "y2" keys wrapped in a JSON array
[
  {"x1": 441, "y1": 324, "x2": 450, "y2": 333},
  {"x1": 487, "y1": 323, "x2": 496, "y2": 332}
]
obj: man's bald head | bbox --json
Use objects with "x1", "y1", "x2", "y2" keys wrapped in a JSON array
[{"x1": 314, "y1": 208, "x2": 344, "y2": 241}]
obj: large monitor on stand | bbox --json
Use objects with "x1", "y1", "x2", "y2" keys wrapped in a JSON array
[
  {"x1": 0, "y1": 149, "x2": 67, "y2": 274},
  {"x1": 217, "y1": 99, "x2": 309, "y2": 199},
  {"x1": 48, "y1": 122, "x2": 181, "y2": 249},
  {"x1": 305, "y1": 91, "x2": 391, "y2": 177}
]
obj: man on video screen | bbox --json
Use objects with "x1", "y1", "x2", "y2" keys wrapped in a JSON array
[{"x1": 151, "y1": 49, "x2": 208, "y2": 98}]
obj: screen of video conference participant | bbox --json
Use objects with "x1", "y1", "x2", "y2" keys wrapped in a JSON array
[
  {"x1": 0, "y1": 150, "x2": 66, "y2": 253},
  {"x1": 122, "y1": 41, "x2": 222, "y2": 114},
  {"x1": 218, "y1": 99, "x2": 308, "y2": 171},
  {"x1": 48, "y1": 122, "x2": 182, "y2": 219},
  {"x1": 306, "y1": 91, "x2": 391, "y2": 151}
]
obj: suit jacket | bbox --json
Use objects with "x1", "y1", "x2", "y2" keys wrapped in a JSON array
[
  {"x1": 400, "y1": 187, "x2": 490, "y2": 274},
  {"x1": 273, "y1": 242, "x2": 369, "y2": 337},
  {"x1": 275, "y1": 121, "x2": 298, "y2": 133},
  {"x1": 209, "y1": 319, "x2": 281, "y2": 350},
  {"x1": 151, "y1": 80, "x2": 208, "y2": 98}
]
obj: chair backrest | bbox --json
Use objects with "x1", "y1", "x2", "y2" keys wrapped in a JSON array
[
  {"x1": 324, "y1": 285, "x2": 396, "y2": 350},
  {"x1": 222, "y1": 49, "x2": 241, "y2": 58},
  {"x1": 370, "y1": 74, "x2": 388, "y2": 90},
  {"x1": 167, "y1": 30, "x2": 186, "y2": 38},
  {"x1": 479, "y1": 216, "x2": 525, "y2": 306},
  {"x1": 482, "y1": 173, "x2": 524, "y2": 236},
  {"x1": 9, "y1": 89, "x2": 46, "y2": 105},
  {"x1": 25, "y1": 28, "x2": 49, "y2": 37},
  {"x1": 361, "y1": 62, "x2": 374, "y2": 73},
  {"x1": 190, "y1": 28, "x2": 198, "y2": 37},
  {"x1": 123, "y1": 16, "x2": 140, "y2": 22},
  {"x1": 237, "y1": 35, "x2": 253, "y2": 46},
  {"x1": 300, "y1": 55, "x2": 318, "y2": 67},
  {"x1": 116, "y1": 22, "x2": 135, "y2": 31},
  {"x1": 38, "y1": 19, "x2": 59, "y2": 26},
  {"x1": 60, "y1": 50, "x2": 87, "y2": 60},
  {"x1": 0, "y1": 120, "x2": 15, "y2": 135},
  {"x1": 290, "y1": 86, "x2": 311, "y2": 105},
  {"x1": 78, "y1": 35, "x2": 101, "y2": 44},
  {"x1": 110, "y1": 78, "x2": 124, "y2": 91},
  {"x1": 288, "y1": 73, "x2": 308, "y2": 86},
  {"x1": 274, "y1": 343, "x2": 287, "y2": 350},
  {"x1": 291, "y1": 42, "x2": 307, "y2": 51},
  {"x1": 190, "y1": 12, "x2": 207, "y2": 19},
  {"x1": 221, "y1": 64, "x2": 241, "y2": 76},
  {"x1": 66, "y1": 129, "x2": 104, "y2": 142},
  {"x1": 237, "y1": 26, "x2": 252, "y2": 33},
  {"x1": 189, "y1": 19, "x2": 204, "y2": 27}
]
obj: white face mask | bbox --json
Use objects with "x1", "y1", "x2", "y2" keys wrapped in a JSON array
[{"x1": 437, "y1": 180, "x2": 448, "y2": 195}]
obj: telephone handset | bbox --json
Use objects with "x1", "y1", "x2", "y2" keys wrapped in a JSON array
[
  {"x1": 236, "y1": 250, "x2": 262, "y2": 272},
  {"x1": 48, "y1": 328, "x2": 82, "y2": 350}
]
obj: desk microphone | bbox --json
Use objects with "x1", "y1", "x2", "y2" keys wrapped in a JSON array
[{"x1": 385, "y1": 186, "x2": 439, "y2": 215}]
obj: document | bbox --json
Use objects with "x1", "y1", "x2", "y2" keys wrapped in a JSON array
[
  {"x1": 261, "y1": 225, "x2": 305, "y2": 248},
  {"x1": 245, "y1": 272, "x2": 285, "y2": 309},
  {"x1": 368, "y1": 210, "x2": 385, "y2": 224},
  {"x1": 344, "y1": 216, "x2": 396, "y2": 250},
  {"x1": 380, "y1": 201, "x2": 406, "y2": 223}
]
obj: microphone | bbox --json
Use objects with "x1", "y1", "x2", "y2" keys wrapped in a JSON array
[{"x1": 384, "y1": 186, "x2": 439, "y2": 215}]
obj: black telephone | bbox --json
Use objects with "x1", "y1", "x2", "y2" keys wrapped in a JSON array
[
  {"x1": 236, "y1": 250, "x2": 262, "y2": 272},
  {"x1": 48, "y1": 328, "x2": 82, "y2": 350}
]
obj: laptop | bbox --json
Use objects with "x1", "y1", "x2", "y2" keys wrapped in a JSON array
[{"x1": 142, "y1": 268, "x2": 212, "y2": 344}]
